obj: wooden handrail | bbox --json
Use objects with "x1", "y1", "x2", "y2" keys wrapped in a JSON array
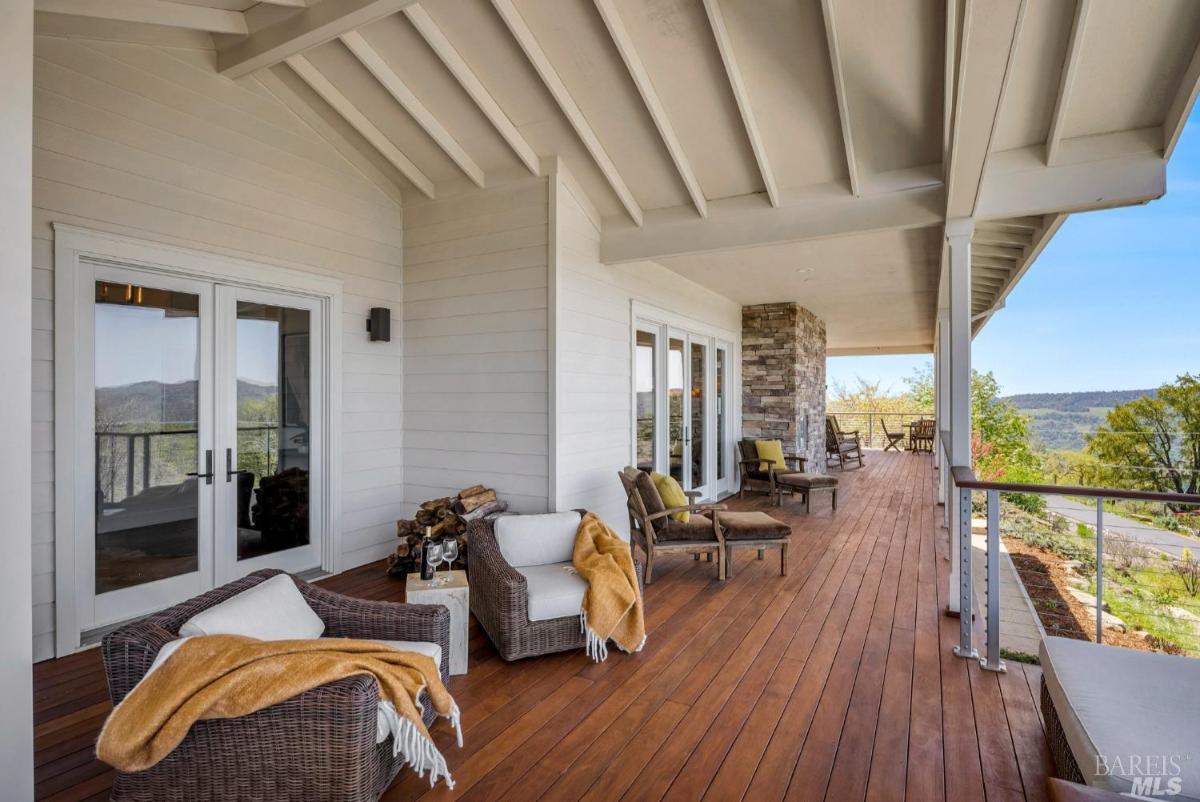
[{"x1": 948, "y1": 464, "x2": 1200, "y2": 506}]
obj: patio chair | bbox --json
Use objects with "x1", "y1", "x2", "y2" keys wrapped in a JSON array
[
  {"x1": 736, "y1": 438, "x2": 806, "y2": 500},
  {"x1": 620, "y1": 467, "x2": 725, "y2": 584},
  {"x1": 881, "y1": 418, "x2": 906, "y2": 452},
  {"x1": 468, "y1": 510, "x2": 645, "y2": 661},
  {"x1": 101, "y1": 569, "x2": 450, "y2": 802},
  {"x1": 909, "y1": 418, "x2": 935, "y2": 453},
  {"x1": 825, "y1": 417, "x2": 864, "y2": 469}
]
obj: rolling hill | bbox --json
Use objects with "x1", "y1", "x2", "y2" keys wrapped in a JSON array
[{"x1": 1002, "y1": 388, "x2": 1157, "y2": 452}]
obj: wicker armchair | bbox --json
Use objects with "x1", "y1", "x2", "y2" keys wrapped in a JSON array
[
  {"x1": 101, "y1": 569, "x2": 450, "y2": 802},
  {"x1": 467, "y1": 515, "x2": 643, "y2": 661},
  {"x1": 619, "y1": 467, "x2": 726, "y2": 584}
]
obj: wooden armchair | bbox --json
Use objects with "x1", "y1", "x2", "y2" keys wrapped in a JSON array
[
  {"x1": 736, "y1": 438, "x2": 806, "y2": 500},
  {"x1": 909, "y1": 418, "x2": 935, "y2": 453},
  {"x1": 825, "y1": 417, "x2": 864, "y2": 469},
  {"x1": 619, "y1": 467, "x2": 726, "y2": 583}
]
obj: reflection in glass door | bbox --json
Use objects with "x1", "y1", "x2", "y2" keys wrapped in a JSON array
[
  {"x1": 635, "y1": 330, "x2": 657, "y2": 471},
  {"x1": 668, "y1": 336, "x2": 686, "y2": 485},
  {"x1": 690, "y1": 340, "x2": 707, "y2": 495}
]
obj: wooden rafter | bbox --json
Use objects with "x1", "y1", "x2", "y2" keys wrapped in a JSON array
[
  {"x1": 593, "y1": 0, "x2": 706, "y2": 218},
  {"x1": 1045, "y1": 0, "x2": 1090, "y2": 166},
  {"x1": 339, "y1": 30, "x2": 485, "y2": 188},
  {"x1": 285, "y1": 54, "x2": 435, "y2": 199},
  {"x1": 701, "y1": 0, "x2": 779, "y2": 207},
  {"x1": 491, "y1": 0, "x2": 643, "y2": 226},
  {"x1": 403, "y1": 4, "x2": 539, "y2": 176},
  {"x1": 35, "y1": 0, "x2": 247, "y2": 34},
  {"x1": 819, "y1": 0, "x2": 861, "y2": 196},
  {"x1": 1165, "y1": 32, "x2": 1200, "y2": 160}
]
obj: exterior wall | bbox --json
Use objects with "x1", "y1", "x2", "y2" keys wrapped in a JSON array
[
  {"x1": 552, "y1": 167, "x2": 741, "y2": 532},
  {"x1": 400, "y1": 173, "x2": 551, "y2": 515},
  {"x1": 742, "y1": 303, "x2": 827, "y2": 470},
  {"x1": 31, "y1": 34, "x2": 406, "y2": 659}
]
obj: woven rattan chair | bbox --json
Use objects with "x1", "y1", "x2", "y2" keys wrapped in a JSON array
[
  {"x1": 101, "y1": 569, "x2": 450, "y2": 802},
  {"x1": 736, "y1": 438, "x2": 806, "y2": 499},
  {"x1": 467, "y1": 515, "x2": 644, "y2": 661},
  {"x1": 619, "y1": 467, "x2": 726, "y2": 584}
]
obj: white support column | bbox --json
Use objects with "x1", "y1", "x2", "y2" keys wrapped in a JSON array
[
  {"x1": 935, "y1": 307, "x2": 950, "y2": 507},
  {"x1": 945, "y1": 218, "x2": 974, "y2": 616},
  {"x1": 0, "y1": 1, "x2": 34, "y2": 796}
]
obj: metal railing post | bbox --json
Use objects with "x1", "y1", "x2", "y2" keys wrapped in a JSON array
[
  {"x1": 867, "y1": 417, "x2": 874, "y2": 449},
  {"x1": 1095, "y1": 498, "x2": 1104, "y2": 644},
  {"x1": 953, "y1": 485, "x2": 978, "y2": 659},
  {"x1": 981, "y1": 489, "x2": 1006, "y2": 672}
]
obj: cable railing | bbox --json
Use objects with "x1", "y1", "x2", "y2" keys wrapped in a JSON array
[
  {"x1": 940, "y1": 430, "x2": 1200, "y2": 671},
  {"x1": 826, "y1": 410, "x2": 933, "y2": 450}
]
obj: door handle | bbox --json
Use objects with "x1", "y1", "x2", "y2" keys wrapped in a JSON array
[
  {"x1": 188, "y1": 449, "x2": 214, "y2": 485},
  {"x1": 225, "y1": 448, "x2": 241, "y2": 482}
]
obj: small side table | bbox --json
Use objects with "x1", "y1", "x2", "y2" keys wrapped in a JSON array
[{"x1": 405, "y1": 570, "x2": 469, "y2": 676}]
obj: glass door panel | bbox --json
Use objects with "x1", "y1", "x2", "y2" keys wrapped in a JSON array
[
  {"x1": 90, "y1": 269, "x2": 213, "y2": 627},
  {"x1": 716, "y1": 346, "x2": 727, "y2": 485},
  {"x1": 668, "y1": 336, "x2": 686, "y2": 484},
  {"x1": 690, "y1": 340, "x2": 707, "y2": 494},
  {"x1": 635, "y1": 330, "x2": 657, "y2": 472}
]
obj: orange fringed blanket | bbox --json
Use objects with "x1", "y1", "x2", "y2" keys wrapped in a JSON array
[{"x1": 573, "y1": 511, "x2": 647, "y2": 660}]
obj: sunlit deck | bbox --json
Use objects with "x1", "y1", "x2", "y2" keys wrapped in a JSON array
[{"x1": 33, "y1": 451, "x2": 1052, "y2": 801}]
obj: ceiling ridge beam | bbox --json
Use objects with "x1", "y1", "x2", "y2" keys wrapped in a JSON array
[
  {"x1": 819, "y1": 0, "x2": 861, "y2": 197},
  {"x1": 1045, "y1": 0, "x2": 1090, "y2": 166},
  {"x1": 701, "y1": 0, "x2": 779, "y2": 207},
  {"x1": 339, "y1": 30, "x2": 485, "y2": 188},
  {"x1": 36, "y1": 0, "x2": 247, "y2": 34},
  {"x1": 491, "y1": 0, "x2": 643, "y2": 226},
  {"x1": 593, "y1": 0, "x2": 707, "y2": 218},
  {"x1": 403, "y1": 4, "x2": 539, "y2": 176},
  {"x1": 217, "y1": 0, "x2": 417, "y2": 79},
  {"x1": 1165, "y1": 29, "x2": 1200, "y2": 160},
  {"x1": 285, "y1": 54, "x2": 435, "y2": 199}
]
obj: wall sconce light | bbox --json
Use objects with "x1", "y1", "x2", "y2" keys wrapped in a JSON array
[{"x1": 367, "y1": 307, "x2": 391, "y2": 342}]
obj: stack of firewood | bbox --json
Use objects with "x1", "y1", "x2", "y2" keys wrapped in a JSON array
[{"x1": 386, "y1": 485, "x2": 509, "y2": 576}]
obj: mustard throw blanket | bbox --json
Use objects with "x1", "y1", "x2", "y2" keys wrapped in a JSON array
[
  {"x1": 97, "y1": 636, "x2": 461, "y2": 788},
  {"x1": 573, "y1": 512, "x2": 647, "y2": 661}
]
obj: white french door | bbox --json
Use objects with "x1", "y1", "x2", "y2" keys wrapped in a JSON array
[
  {"x1": 635, "y1": 315, "x2": 736, "y2": 501},
  {"x1": 80, "y1": 265, "x2": 326, "y2": 630}
]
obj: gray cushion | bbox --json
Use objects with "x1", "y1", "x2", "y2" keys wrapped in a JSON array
[
  {"x1": 1040, "y1": 636, "x2": 1200, "y2": 800},
  {"x1": 516, "y1": 562, "x2": 586, "y2": 621}
]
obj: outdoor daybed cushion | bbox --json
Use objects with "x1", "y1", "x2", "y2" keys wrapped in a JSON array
[{"x1": 1040, "y1": 635, "x2": 1200, "y2": 800}]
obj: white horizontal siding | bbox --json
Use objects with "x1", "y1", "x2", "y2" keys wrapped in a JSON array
[
  {"x1": 402, "y1": 175, "x2": 550, "y2": 515},
  {"x1": 553, "y1": 169, "x2": 741, "y2": 534},
  {"x1": 31, "y1": 34, "x2": 406, "y2": 660}
]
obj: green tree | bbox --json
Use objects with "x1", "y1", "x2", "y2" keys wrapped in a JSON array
[
  {"x1": 903, "y1": 364, "x2": 935, "y2": 410},
  {"x1": 970, "y1": 371, "x2": 1044, "y2": 512},
  {"x1": 1086, "y1": 374, "x2": 1200, "y2": 501}
]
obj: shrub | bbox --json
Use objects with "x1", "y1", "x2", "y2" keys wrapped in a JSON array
[
  {"x1": 1076, "y1": 522, "x2": 1093, "y2": 539},
  {"x1": 1104, "y1": 533, "x2": 1152, "y2": 572},
  {"x1": 1173, "y1": 548, "x2": 1200, "y2": 596},
  {"x1": 1049, "y1": 514, "x2": 1068, "y2": 534},
  {"x1": 1153, "y1": 514, "x2": 1182, "y2": 532}
]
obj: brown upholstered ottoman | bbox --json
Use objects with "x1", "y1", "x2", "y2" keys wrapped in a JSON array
[
  {"x1": 774, "y1": 472, "x2": 838, "y2": 512},
  {"x1": 715, "y1": 511, "x2": 792, "y2": 578}
]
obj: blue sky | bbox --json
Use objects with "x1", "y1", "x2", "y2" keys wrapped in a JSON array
[{"x1": 829, "y1": 109, "x2": 1200, "y2": 399}]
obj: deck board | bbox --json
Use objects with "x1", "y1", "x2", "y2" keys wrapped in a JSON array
[{"x1": 30, "y1": 451, "x2": 1051, "y2": 801}]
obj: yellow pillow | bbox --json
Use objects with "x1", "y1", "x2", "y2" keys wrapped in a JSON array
[
  {"x1": 650, "y1": 472, "x2": 690, "y2": 523},
  {"x1": 755, "y1": 439, "x2": 787, "y2": 471}
]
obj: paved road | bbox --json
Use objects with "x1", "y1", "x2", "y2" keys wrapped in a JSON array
[{"x1": 1046, "y1": 495, "x2": 1200, "y2": 560}]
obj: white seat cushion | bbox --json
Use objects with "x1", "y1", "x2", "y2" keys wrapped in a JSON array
[
  {"x1": 373, "y1": 639, "x2": 443, "y2": 669},
  {"x1": 180, "y1": 573, "x2": 325, "y2": 641},
  {"x1": 495, "y1": 511, "x2": 582, "y2": 568},
  {"x1": 1040, "y1": 636, "x2": 1200, "y2": 800},
  {"x1": 516, "y1": 562, "x2": 587, "y2": 622}
]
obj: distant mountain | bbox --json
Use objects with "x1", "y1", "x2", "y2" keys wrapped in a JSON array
[
  {"x1": 1002, "y1": 388, "x2": 1157, "y2": 452},
  {"x1": 96, "y1": 379, "x2": 276, "y2": 427}
]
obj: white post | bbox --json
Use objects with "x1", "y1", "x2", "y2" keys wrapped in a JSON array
[
  {"x1": 945, "y1": 218, "x2": 973, "y2": 616},
  {"x1": 0, "y1": 1, "x2": 34, "y2": 796},
  {"x1": 935, "y1": 308, "x2": 950, "y2": 508}
]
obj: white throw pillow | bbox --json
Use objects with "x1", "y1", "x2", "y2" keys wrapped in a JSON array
[
  {"x1": 179, "y1": 573, "x2": 325, "y2": 640},
  {"x1": 494, "y1": 511, "x2": 582, "y2": 568}
]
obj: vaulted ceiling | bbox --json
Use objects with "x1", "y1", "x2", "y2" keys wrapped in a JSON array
[{"x1": 33, "y1": 0, "x2": 1200, "y2": 351}]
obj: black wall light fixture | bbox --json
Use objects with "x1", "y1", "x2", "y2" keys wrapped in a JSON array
[{"x1": 367, "y1": 307, "x2": 391, "y2": 342}]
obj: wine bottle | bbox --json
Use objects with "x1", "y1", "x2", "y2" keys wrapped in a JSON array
[{"x1": 420, "y1": 526, "x2": 435, "y2": 581}]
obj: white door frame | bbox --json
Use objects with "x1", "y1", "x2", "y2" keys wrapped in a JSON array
[{"x1": 53, "y1": 225, "x2": 343, "y2": 656}]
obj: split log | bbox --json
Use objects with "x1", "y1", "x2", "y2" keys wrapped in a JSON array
[{"x1": 454, "y1": 489, "x2": 497, "y2": 514}]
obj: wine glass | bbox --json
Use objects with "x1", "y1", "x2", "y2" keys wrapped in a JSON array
[{"x1": 437, "y1": 539, "x2": 460, "y2": 584}]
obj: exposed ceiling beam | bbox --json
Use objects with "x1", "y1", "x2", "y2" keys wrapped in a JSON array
[
  {"x1": 403, "y1": 4, "x2": 539, "y2": 176},
  {"x1": 35, "y1": 0, "x2": 247, "y2": 34},
  {"x1": 600, "y1": 182, "x2": 943, "y2": 264},
  {"x1": 339, "y1": 30, "x2": 485, "y2": 188},
  {"x1": 970, "y1": 264, "x2": 1013, "y2": 280},
  {"x1": 973, "y1": 214, "x2": 1065, "y2": 334},
  {"x1": 973, "y1": 243, "x2": 1024, "y2": 260},
  {"x1": 1165, "y1": 31, "x2": 1200, "y2": 160},
  {"x1": 829, "y1": 345, "x2": 933, "y2": 357},
  {"x1": 258, "y1": 0, "x2": 307, "y2": 6},
  {"x1": 972, "y1": 256, "x2": 1018, "y2": 271},
  {"x1": 593, "y1": 0, "x2": 707, "y2": 218},
  {"x1": 977, "y1": 132, "x2": 1164, "y2": 219},
  {"x1": 944, "y1": 0, "x2": 1026, "y2": 218},
  {"x1": 819, "y1": 0, "x2": 861, "y2": 196},
  {"x1": 1045, "y1": 0, "x2": 1090, "y2": 166},
  {"x1": 701, "y1": 0, "x2": 779, "y2": 207},
  {"x1": 217, "y1": 0, "x2": 417, "y2": 79},
  {"x1": 491, "y1": 0, "x2": 642, "y2": 226},
  {"x1": 973, "y1": 229, "x2": 1032, "y2": 248},
  {"x1": 285, "y1": 54, "x2": 435, "y2": 198}
]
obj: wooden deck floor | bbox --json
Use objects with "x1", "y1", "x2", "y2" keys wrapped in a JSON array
[{"x1": 32, "y1": 451, "x2": 1053, "y2": 801}]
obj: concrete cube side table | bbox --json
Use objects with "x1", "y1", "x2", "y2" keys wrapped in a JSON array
[{"x1": 405, "y1": 570, "x2": 469, "y2": 676}]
